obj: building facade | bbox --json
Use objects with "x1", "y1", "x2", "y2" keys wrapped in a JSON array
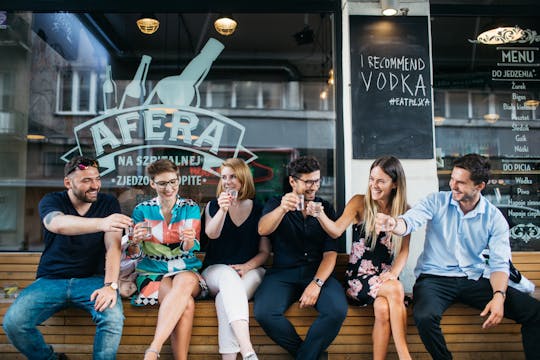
[{"x1": 0, "y1": 0, "x2": 538, "y2": 288}]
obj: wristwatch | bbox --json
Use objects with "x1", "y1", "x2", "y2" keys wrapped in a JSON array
[
  {"x1": 493, "y1": 290, "x2": 506, "y2": 299},
  {"x1": 105, "y1": 282, "x2": 119, "y2": 291},
  {"x1": 313, "y1": 278, "x2": 324, "y2": 287}
]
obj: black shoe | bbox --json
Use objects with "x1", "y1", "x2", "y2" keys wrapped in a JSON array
[{"x1": 56, "y1": 353, "x2": 69, "y2": 360}]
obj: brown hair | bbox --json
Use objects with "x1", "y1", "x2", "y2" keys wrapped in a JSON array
[{"x1": 146, "y1": 159, "x2": 179, "y2": 179}]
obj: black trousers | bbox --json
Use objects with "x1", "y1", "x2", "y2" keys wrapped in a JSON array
[
  {"x1": 253, "y1": 264, "x2": 348, "y2": 360},
  {"x1": 413, "y1": 274, "x2": 540, "y2": 360}
]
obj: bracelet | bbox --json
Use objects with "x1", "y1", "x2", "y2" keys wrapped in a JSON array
[{"x1": 493, "y1": 290, "x2": 506, "y2": 299}]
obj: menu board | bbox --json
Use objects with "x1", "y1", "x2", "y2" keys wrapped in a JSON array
[
  {"x1": 349, "y1": 16, "x2": 433, "y2": 159},
  {"x1": 490, "y1": 41, "x2": 540, "y2": 250}
]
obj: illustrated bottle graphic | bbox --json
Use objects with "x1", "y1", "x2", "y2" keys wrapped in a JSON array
[
  {"x1": 147, "y1": 38, "x2": 225, "y2": 107},
  {"x1": 119, "y1": 55, "x2": 152, "y2": 109},
  {"x1": 102, "y1": 65, "x2": 118, "y2": 112}
]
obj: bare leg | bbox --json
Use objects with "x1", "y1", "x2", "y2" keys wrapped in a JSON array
[
  {"x1": 372, "y1": 297, "x2": 391, "y2": 360},
  {"x1": 171, "y1": 296, "x2": 195, "y2": 360},
  {"x1": 377, "y1": 279, "x2": 411, "y2": 360},
  {"x1": 144, "y1": 272, "x2": 201, "y2": 360}
]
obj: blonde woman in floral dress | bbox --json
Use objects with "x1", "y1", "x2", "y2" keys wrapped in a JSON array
[{"x1": 308, "y1": 156, "x2": 411, "y2": 360}]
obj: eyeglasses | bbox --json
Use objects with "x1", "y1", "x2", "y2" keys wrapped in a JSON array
[
  {"x1": 65, "y1": 159, "x2": 99, "y2": 176},
  {"x1": 154, "y1": 178, "x2": 179, "y2": 189},
  {"x1": 293, "y1": 176, "x2": 321, "y2": 187}
]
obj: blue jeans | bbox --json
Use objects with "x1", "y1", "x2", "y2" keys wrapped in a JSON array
[
  {"x1": 254, "y1": 265, "x2": 348, "y2": 359},
  {"x1": 3, "y1": 276, "x2": 124, "y2": 360}
]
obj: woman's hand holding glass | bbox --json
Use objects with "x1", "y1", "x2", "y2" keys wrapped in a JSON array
[
  {"x1": 217, "y1": 191, "x2": 233, "y2": 211},
  {"x1": 130, "y1": 221, "x2": 153, "y2": 244},
  {"x1": 179, "y1": 219, "x2": 196, "y2": 250}
]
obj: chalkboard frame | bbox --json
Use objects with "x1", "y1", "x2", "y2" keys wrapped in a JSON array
[{"x1": 350, "y1": 15, "x2": 434, "y2": 159}]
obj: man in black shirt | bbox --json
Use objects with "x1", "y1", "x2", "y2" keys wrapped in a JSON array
[
  {"x1": 254, "y1": 156, "x2": 347, "y2": 359},
  {"x1": 3, "y1": 156, "x2": 133, "y2": 360}
]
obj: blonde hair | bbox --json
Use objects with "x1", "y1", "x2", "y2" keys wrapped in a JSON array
[
  {"x1": 362, "y1": 156, "x2": 407, "y2": 255},
  {"x1": 216, "y1": 158, "x2": 256, "y2": 200}
]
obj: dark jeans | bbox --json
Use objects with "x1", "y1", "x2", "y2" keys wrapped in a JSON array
[
  {"x1": 253, "y1": 264, "x2": 348, "y2": 360},
  {"x1": 413, "y1": 274, "x2": 540, "y2": 360}
]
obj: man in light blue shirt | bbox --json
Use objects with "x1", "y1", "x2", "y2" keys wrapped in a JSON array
[{"x1": 377, "y1": 154, "x2": 540, "y2": 360}]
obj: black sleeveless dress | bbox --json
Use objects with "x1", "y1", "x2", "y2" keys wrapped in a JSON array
[{"x1": 344, "y1": 223, "x2": 394, "y2": 305}]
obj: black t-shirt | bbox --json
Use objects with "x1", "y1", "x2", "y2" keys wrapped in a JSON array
[
  {"x1": 37, "y1": 191, "x2": 121, "y2": 279},
  {"x1": 262, "y1": 195, "x2": 337, "y2": 268},
  {"x1": 203, "y1": 199, "x2": 262, "y2": 268}
]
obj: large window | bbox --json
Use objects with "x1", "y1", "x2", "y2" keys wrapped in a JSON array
[
  {"x1": 431, "y1": 13, "x2": 540, "y2": 251},
  {"x1": 0, "y1": 11, "x2": 338, "y2": 250}
]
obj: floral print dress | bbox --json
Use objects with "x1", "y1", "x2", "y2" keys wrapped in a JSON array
[{"x1": 344, "y1": 223, "x2": 393, "y2": 305}]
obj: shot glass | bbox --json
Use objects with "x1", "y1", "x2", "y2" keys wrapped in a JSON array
[
  {"x1": 141, "y1": 221, "x2": 152, "y2": 239},
  {"x1": 227, "y1": 189, "x2": 238, "y2": 206},
  {"x1": 296, "y1": 194, "x2": 305, "y2": 211},
  {"x1": 311, "y1": 201, "x2": 322, "y2": 217},
  {"x1": 180, "y1": 219, "x2": 193, "y2": 242}
]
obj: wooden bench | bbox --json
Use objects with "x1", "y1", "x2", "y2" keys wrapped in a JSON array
[{"x1": 0, "y1": 252, "x2": 539, "y2": 359}]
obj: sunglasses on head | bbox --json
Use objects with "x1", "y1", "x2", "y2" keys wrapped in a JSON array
[{"x1": 66, "y1": 159, "x2": 99, "y2": 176}]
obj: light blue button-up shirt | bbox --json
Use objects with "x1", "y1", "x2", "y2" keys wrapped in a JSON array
[{"x1": 401, "y1": 191, "x2": 510, "y2": 279}]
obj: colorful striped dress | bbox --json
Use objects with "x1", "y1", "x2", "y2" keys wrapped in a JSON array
[{"x1": 131, "y1": 195, "x2": 204, "y2": 306}]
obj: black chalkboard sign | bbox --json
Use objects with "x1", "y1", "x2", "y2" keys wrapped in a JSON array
[{"x1": 350, "y1": 16, "x2": 433, "y2": 159}]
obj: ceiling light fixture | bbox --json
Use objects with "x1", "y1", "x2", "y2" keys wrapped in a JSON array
[
  {"x1": 381, "y1": 0, "x2": 399, "y2": 16},
  {"x1": 27, "y1": 134, "x2": 46, "y2": 140},
  {"x1": 524, "y1": 99, "x2": 539, "y2": 108},
  {"x1": 137, "y1": 13, "x2": 160, "y2": 35},
  {"x1": 476, "y1": 25, "x2": 523, "y2": 45},
  {"x1": 214, "y1": 14, "x2": 237, "y2": 36},
  {"x1": 483, "y1": 113, "x2": 500, "y2": 124}
]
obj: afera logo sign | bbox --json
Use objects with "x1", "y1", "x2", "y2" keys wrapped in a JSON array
[{"x1": 61, "y1": 38, "x2": 257, "y2": 178}]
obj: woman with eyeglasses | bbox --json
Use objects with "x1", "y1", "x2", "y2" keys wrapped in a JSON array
[
  {"x1": 129, "y1": 159, "x2": 207, "y2": 360},
  {"x1": 202, "y1": 158, "x2": 271, "y2": 360},
  {"x1": 307, "y1": 156, "x2": 412, "y2": 360}
]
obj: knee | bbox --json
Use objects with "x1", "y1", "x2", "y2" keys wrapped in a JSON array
[
  {"x1": 374, "y1": 299, "x2": 390, "y2": 323},
  {"x1": 322, "y1": 296, "x2": 348, "y2": 324},
  {"x1": 253, "y1": 300, "x2": 275, "y2": 326},
  {"x1": 413, "y1": 306, "x2": 440, "y2": 330},
  {"x1": 332, "y1": 300, "x2": 349, "y2": 322},
  {"x1": 2, "y1": 306, "x2": 21, "y2": 335},
  {"x1": 173, "y1": 273, "x2": 199, "y2": 294},
  {"x1": 3, "y1": 302, "x2": 30, "y2": 335},
  {"x1": 384, "y1": 280, "x2": 405, "y2": 301},
  {"x1": 96, "y1": 303, "x2": 124, "y2": 333},
  {"x1": 185, "y1": 296, "x2": 195, "y2": 315},
  {"x1": 253, "y1": 301, "x2": 267, "y2": 323}
]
